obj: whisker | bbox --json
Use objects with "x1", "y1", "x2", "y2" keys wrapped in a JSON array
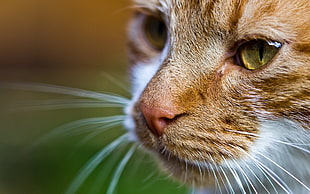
[
  {"x1": 236, "y1": 148, "x2": 280, "y2": 193},
  {"x1": 253, "y1": 159, "x2": 291, "y2": 193},
  {"x1": 228, "y1": 144, "x2": 275, "y2": 193},
  {"x1": 65, "y1": 120, "x2": 123, "y2": 138},
  {"x1": 27, "y1": 115, "x2": 125, "y2": 151},
  {"x1": 225, "y1": 129, "x2": 259, "y2": 138},
  {"x1": 101, "y1": 72, "x2": 131, "y2": 93},
  {"x1": 106, "y1": 144, "x2": 137, "y2": 194},
  {"x1": 65, "y1": 134, "x2": 129, "y2": 194},
  {"x1": 184, "y1": 160, "x2": 188, "y2": 186},
  {"x1": 241, "y1": 160, "x2": 271, "y2": 194},
  {"x1": 233, "y1": 159, "x2": 258, "y2": 194},
  {"x1": 219, "y1": 165, "x2": 235, "y2": 194},
  {"x1": 69, "y1": 121, "x2": 124, "y2": 153},
  {"x1": 12, "y1": 99, "x2": 125, "y2": 111},
  {"x1": 32, "y1": 115, "x2": 126, "y2": 148},
  {"x1": 223, "y1": 159, "x2": 247, "y2": 194},
  {"x1": 267, "y1": 139, "x2": 310, "y2": 154},
  {"x1": 235, "y1": 146, "x2": 292, "y2": 193},
  {"x1": 135, "y1": 149, "x2": 158, "y2": 189},
  {"x1": 49, "y1": 115, "x2": 125, "y2": 136},
  {"x1": 209, "y1": 162, "x2": 223, "y2": 194},
  {"x1": 194, "y1": 161, "x2": 203, "y2": 184},
  {"x1": 256, "y1": 151, "x2": 310, "y2": 191},
  {"x1": 210, "y1": 157, "x2": 228, "y2": 193},
  {"x1": 1, "y1": 82, "x2": 130, "y2": 104},
  {"x1": 226, "y1": 129, "x2": 310, "y2": 154},
  {"x1": 87, "y1": 144, "x2": 129, "y2": 194}
]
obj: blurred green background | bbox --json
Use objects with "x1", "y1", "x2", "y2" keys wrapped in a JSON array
[{"x1": 0, "y1": 1, "x2": 188, "y2": 194}]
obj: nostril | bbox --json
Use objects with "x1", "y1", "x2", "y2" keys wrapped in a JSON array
[{"x1": 139, "y1": 103, "x2": 179, "y2": 136}]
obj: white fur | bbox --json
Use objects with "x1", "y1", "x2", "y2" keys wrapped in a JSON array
[{"x1": 216, "y1": 119, "x2": 310, "y2": 193}]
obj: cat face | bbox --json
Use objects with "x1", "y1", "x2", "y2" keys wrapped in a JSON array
[{"x1": 125, "y1": 0, "x2": 310, "y2": 190}]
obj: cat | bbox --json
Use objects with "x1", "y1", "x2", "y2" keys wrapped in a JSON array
[
  {"x1": 2, "y1": 0, "x2": 309, "y2": 193},
  {"x1": 123, "y1": 0, "x2": 310, "y2": 193}
]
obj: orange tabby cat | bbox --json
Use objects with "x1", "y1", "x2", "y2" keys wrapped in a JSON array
[{"x1": 124, "y1": 0, "x2": 310, "y2": 193}]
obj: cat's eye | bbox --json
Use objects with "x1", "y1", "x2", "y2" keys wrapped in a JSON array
[
  {"x1": 143, "y1": 15, "x2": 167, "y2": 50},
  {"x1": 237, "y1": 39, "x2": 282, "y2": 70}
]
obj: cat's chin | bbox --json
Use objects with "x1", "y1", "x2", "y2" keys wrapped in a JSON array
[{"x1": 155, "y1": 149, "x2": 221, "y2": 188}]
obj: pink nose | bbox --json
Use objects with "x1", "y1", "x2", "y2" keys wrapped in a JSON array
[{"x1": 139, "y1": 103, "x2": 178, "y2": 136}]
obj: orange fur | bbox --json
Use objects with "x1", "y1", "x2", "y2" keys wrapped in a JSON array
[{"x1": 127, "y1": 0, "x2": 310, "y2": 190}]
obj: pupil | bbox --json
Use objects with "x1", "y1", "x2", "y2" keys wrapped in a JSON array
[
  {"x1": 150, "y1": 19, "x2": 165, "y2": 40},
  {"x1": 144, "y1": 16, "x2": 167, "y2": 50},
  {"x1": 156, "y1": 21, "x2": 165, "y2": 37},
  {"x1": 258, "y1": 41, "x2": 264, "y2": 62}
]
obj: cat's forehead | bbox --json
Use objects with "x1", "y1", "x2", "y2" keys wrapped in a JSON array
[
  {"x1": 132, "y1": 0, "x2": 306, "y2": 16},
  {"x1": 132, "y1": 0, "x2": 308, "y2": 12},
  {"x1": 133, "y1": 0, "x2": 309, "y2": 44},
  {"x1": 132, "y1": 0, "x2": 246, "y2": 13}
]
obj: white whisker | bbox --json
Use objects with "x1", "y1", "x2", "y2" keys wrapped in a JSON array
[
  {"x1": 29, "y1": 115, "x2": 125, "y2": 150},
  {"x1": 219, "y1": 165, "x2": 235, "y2": 194},
  {"x1": 65, "y1": 120, "x2": 123, "y2": 137},
  {"x1": 254, "y1": 159, "x2": 291, "y2": 193},
  {"x1": 256, "y1": 151, "x2": 310, "y2": 191},
  {"x1": 184, "y1": 160, "x2": 188, "y2": 185},
  {"x1": 65, "y1": 134, "x2": 129, "y2": 194},
  {"x1": 74, "y1": 121, "x2": 124, "y2": 146},
  {"x1": 235, "y1": 146, "x2": 292, "y2": 193},
  {"x1": 87, "y1": 145, "x2": 129, "y2": 194},
  {"x1": 241, "y1": 160, "x2": 271, "y2": 194},
  {"x1": 233, "y1": 159, "x2": 258, "y2": 194},
  {"x1": 107, "y1": 144, "x2": 137, "y2": 194},
  {"x1": 48, "y1": 115, "x2": 124, "y2": 136},
  {"x1": 209, "y1": 162, "x2": 223, "y2": 194},
  {"x1": 228, "y1": 144, "x2": 275, "y2": 193},
  {"x1": 222, "y1": 157, "x2": 246, "y2": 194},
  {"x1": 246, "y1": 159, "x2": 279, "y2": 194},
  {"x1": 12, "y1": 99, "x2": 125, "y2": 111},
  {"x1": 267, "y1": 139, "x2": 310, "y2": 154},
  {"x1": 227, "y1": 129, "x2": 310, "y2": 154},
  {"x1": 210, "y1": 157, "x2": 228, "y2": 193},
  {"x1": 195, "y1": 161, "x2": 203, "y2": 184},
  {"x1": 1, "y1": 82, "x2": 130, "y2": 104},
  {"x1": 101, "y1": 72, "x2": 131, "y2": 93},
  {"x1": 225, "y1": 129, "x2": 259, "y2": 137}
]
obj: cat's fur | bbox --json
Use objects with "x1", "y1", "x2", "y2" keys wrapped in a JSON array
[{"x1": 124, "y1": 0, "x2": 310, "y2": 193}]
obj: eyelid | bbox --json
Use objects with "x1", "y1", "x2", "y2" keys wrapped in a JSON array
[
  {"x1": 133, "y1": 7, "x2": 163, "y2": 18},
  {"x1": 238, "y1": 36, "x2": 284, "y2": 48}
]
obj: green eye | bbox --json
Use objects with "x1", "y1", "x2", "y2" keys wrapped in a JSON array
[
  {"x1": 143, "y1": 15, "x2": 167, "y2": 50},
  {"x1": 237, "y1": 39, "x2": 282, "y2": 70}
]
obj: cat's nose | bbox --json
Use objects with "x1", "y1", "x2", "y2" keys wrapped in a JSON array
[{"x1": 139, "y1": 103, "x2": 178, "y2": 136}]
